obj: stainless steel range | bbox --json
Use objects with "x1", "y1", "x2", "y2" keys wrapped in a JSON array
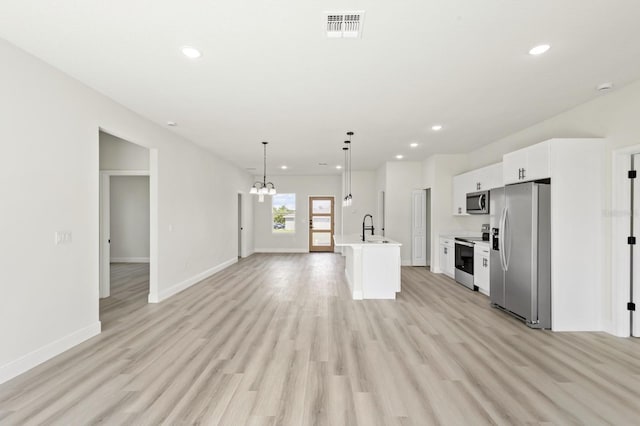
[{"x1": 454, "y1": 236, "x2": 484, "y2": 291}]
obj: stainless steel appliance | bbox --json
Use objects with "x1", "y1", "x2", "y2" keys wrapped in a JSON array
[
  {"x1": 454, "y1": 237, "x2": 482, "y2": 291},
  {"x1": 490, "y1": 182, "x2": 551, "y2": 329},
  {"x1": 466, "y1": 190, "x2": 489, "y2": 214}
]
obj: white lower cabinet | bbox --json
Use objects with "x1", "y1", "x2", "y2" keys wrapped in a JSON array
[
  {"x1": 439, "y1": 237, "x2": 455, "y2": 278},
  {"x1": 474, "y1": 244, "x2": 490, "y2": 295}
]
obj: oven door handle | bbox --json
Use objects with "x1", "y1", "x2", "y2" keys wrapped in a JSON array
[{"x1": 455, "y1": 241, "x2": 474, "y2": 248}]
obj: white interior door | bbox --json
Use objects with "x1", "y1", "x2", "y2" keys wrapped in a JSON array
[
  {"x1": 412, "y1": 189, "x2": 427, "y2": 266},
  {"x1": 99, "y1": 174, "x2": 111, "y2": 298}
]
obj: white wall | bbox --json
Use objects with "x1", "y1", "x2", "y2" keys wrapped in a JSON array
[
  {"x1": 0, "y1": 37, "x2": 253, "y2": 384},
  {"x1": 384, "y1": 162, "x2": 423, "y2": 264},
  {"x1": 110, "y1": 176, "x2": 150, "y2": 262},
  {"x1": 254, "y1": 175, "x2": 341, "y2": 252},
  {"x1": 100, "y1": 132, "x2": 149, "y2": 171}
]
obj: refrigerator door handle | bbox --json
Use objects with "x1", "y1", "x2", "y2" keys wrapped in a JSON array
[
  {"x1": 503, "y1": 206, "x2": 511, "y2": 271},
  {"x1": 499, "y1": 206, "x2": 508, "y2": 271}
]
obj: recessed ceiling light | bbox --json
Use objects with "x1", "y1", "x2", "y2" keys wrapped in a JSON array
[
  {"x1": 167, "y1": 121, "x2": 177, "y2": 127},
  {"x1": 281, "y1": 165, "x2": 288, "y2": 170},
  {"x1": 395, "y1": 155, "x2": 404, "y2": 160},
  {"x1": 529, "y1": 44, "x2": 550, "y2": 56},
  {"x1": 431, "y1": 125, "x2": 443, "y2": 131},
  {"x1": 597, "y1": 82, "x2": 614, "y2": 92},
  {"x1": 336, "y1": 165, "x2": 342, "y2": 169},
  {"x1": 410, "y1": 142, "x2": 419, "y2": 148},
  {"x1": 181, "y1": 46, "x2": 202, "y2": 59}
]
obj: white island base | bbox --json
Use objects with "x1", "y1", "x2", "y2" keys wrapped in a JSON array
[{"x1": 334, "y1": 235, "x2": 402, "y2": 300}]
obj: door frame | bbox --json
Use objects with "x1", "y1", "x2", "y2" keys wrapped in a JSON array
[
  {"x1": 411, "y1": 189, "x2": 427, "y2": 266},
  {"x1": 308, "y1": 196, "x2": 335, "y2": 252},
  {"x1": 612, "y1": 144, "x2": 640, "y2": 337},
  {"x1": 99, "y1": 170, "x2": 152, "y2": 299}
]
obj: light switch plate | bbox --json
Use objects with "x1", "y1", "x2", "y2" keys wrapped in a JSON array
[{"x1": 55, "y1": 231, "x2": 72, "y2": 245}]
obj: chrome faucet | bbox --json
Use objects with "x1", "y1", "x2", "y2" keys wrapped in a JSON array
[{"x1": 362, "y1": 214, "x2": 375, "y2": 241}]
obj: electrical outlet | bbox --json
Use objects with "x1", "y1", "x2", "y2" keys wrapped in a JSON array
[{"x1": 55, "y1": 231, "x2": 72, "y2": 245}]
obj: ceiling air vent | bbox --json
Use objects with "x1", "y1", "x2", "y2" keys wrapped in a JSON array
[{"x1": 325, "y1": 11, "x2": 365, "y2": 38}]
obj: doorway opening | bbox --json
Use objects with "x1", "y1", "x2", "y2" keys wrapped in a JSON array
[
  {"x1": 99, "y1": 130, "x2": 158, "y2": 327},
  {"x1": 309, "y1": 196, "x2": 335, "y2": 252}
]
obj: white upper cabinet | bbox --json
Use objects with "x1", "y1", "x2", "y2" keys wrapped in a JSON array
[
  {"x1": 503, "y1": 140, "x2": 550, "y2": 185},
  {"x1": 452, "y1": 172, "x2": 472, "y2": 216},
  {"x1": 453, "y1": 163, "x2": 502, "y2": 216}
]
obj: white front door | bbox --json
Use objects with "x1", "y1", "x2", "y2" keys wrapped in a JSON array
[{"x1": 411, "y1": 190, "x2": 427, "y2": 266}]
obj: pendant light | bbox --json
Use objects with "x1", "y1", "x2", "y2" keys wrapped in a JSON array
[
  {"x1": 343, "y1": 131, "x2": 354, "y2": 207},
  {"x1": 342, "y1": 146, "x2": 349, "y2": 207},
  {"x1": 250, "y1": 141, "x2": 276, "y2": 202}
]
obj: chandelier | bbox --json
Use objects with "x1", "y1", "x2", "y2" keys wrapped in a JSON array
[{"x1": 249, "y1": 141, "x2": 276, "y2": 202}]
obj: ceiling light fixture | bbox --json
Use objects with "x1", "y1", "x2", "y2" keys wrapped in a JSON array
[
  {"x1": 181, "y1": 46, "x2": 202, "y2": 59},
  {"x1": 281, "y1": 165, "x2": 288, "y2": 170},
  {"x1": 249, "y1": 141, "x2": 276, "y2": 202},
  {"x1": 597, "y1": 82, "x2": 614, "y2": 92},
  {"x1": 431, "y1": 124, "x2": 443, "y2": 131},
  {"x1": 396, "y1": 155, "x2": 404, "y2": 160},
  {"x1": 336, "y1": 165, "x2": 342, "y2": 169},
  {"x1": 529, "y1": 44, "x2": 550, "y2": 55},
  {"x1": 410, "y1": 142, "x2": 419, "y2": 148},
  {"x1": 343, "y1": 131, "x2": 354, "y2": 207}
]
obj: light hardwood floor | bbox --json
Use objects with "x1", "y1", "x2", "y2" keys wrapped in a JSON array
[{"x1": 1, "y1": 254, "x2": 639, "y2": 425}]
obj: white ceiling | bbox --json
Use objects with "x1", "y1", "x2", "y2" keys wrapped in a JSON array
[{"x1": 2, "y1": 0, "x2": 640, "y2": 175}]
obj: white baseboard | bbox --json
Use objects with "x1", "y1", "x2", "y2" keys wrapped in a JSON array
[
  {"x1": 0, "y1": 321, "x2": 101, "y2": 385},
  {"x1": 254, "y1": 248, "x2": 309, "y2": 253},
  {"x1": 111, "y1": 257, "x2": 150, "y2": 263},
  {"x1": 151, "y1": 257, "x2": 238, "y2": 303}
]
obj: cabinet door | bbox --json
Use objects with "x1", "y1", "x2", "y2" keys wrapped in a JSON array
[
  {"x1": 480, "y1": 163, "x2": 503, "y2": 190},
  {"x1": 503, "y1": 150, "x2": 527, "y2": 185},
  {"x1": 474, "y1": 246, "x2": 490, "y2": 295},
  {"x1": 439, "y1": 244, "x2": 448, "y2": 275},
  {"x1": 445, "y1": 246, "x2": 455, "y2": 278},
  {"x1": 523, "y1": 141, "x2": 550, "y2": 182},
  {"x1": 453, "y1": 172, "x2": 474, "y2": 215}
]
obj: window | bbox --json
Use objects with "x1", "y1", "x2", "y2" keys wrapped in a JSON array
[{"x1": 272, "y1": 193, "x2": 296, "y2": 233}]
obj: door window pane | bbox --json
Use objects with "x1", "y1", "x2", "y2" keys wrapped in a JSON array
[
  {"x1": 312, "y1": 232, "x2": 331, "y2": 246},
  {"x1": 312, "y1": 199, "x2": 331, "y2": 214},
  {"x1": 312, "y1": 216, "x2": 331, "y2": 230}
]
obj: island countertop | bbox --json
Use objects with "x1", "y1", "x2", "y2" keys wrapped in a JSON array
[{"x1": 334, "y1": 234, "x2": 402, "y2": 247}]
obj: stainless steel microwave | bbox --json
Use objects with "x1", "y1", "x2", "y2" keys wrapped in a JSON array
[{"x1": 466, "y1": 190, "x2": 489, "y2": 214}]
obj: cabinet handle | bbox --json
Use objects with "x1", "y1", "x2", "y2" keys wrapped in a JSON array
[
  {"x1": 518, "y1": 168, "x2": 522, "y2": 180},
  {"x1": 458, "y1": 207, "x2": 462, "y2": 214},
  {"x1": 444, "y1": 247, "x2": 447, "y2": 254},
  {"x1": 522, "y1": 168, "x2": 526, "y2": 179}
]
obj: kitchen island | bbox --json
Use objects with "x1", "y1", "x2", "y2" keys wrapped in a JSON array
[{"x1": 334, "y1": 234, "x2": 402, "y2": 300}]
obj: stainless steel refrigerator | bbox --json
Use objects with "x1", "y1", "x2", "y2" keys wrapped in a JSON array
[{"x1": 489, "y1": 182, "x2": 551, "y2": 329}]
